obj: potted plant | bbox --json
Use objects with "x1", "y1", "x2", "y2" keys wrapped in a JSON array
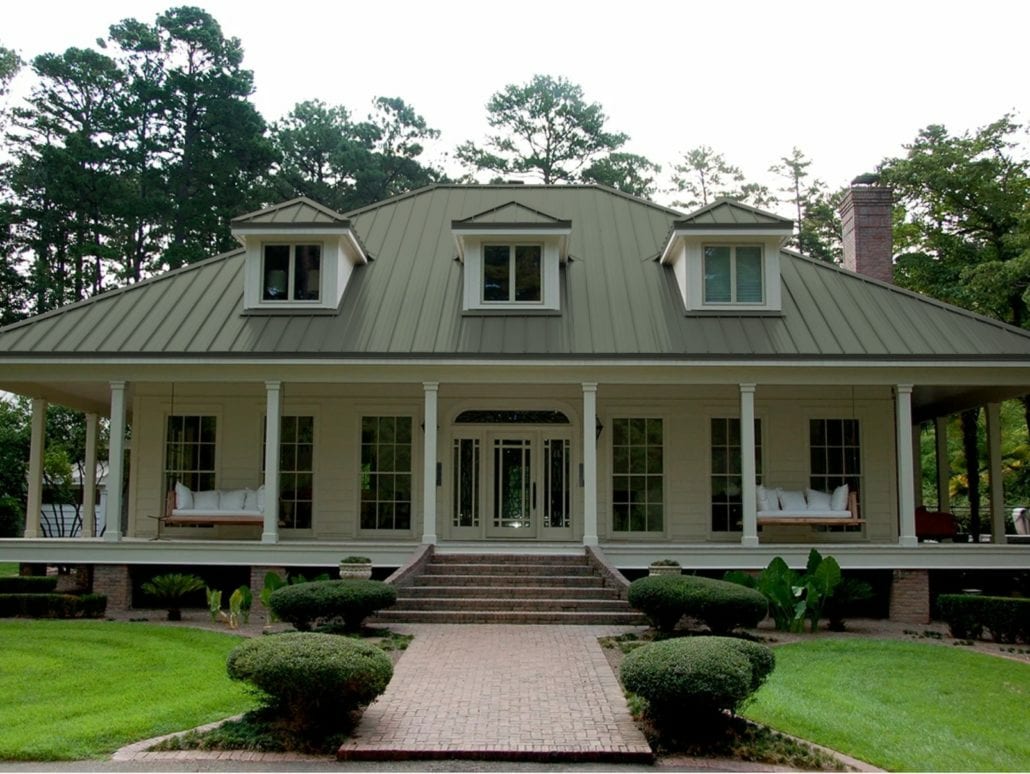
[
  {"x1": 339, "y1": 556, "x2": 373, "y2": 580},
  {"x1": 649, "y1": 559, "x2": 682, "y2": 577},
  {"x1": 141, "y1": 573, "x2": 205, "y2": 620}
]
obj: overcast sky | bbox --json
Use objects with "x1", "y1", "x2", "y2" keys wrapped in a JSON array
[{"x1": 4, "y1": 0, "x2": 1029, "y2": 211}]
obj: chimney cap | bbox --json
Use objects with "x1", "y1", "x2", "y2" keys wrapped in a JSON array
[{"x1": 850, "y1": 172, "x2": 881, "y2": 186}]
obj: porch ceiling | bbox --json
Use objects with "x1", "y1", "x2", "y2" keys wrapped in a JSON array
[{"x1": 913, "y1": 384, "x2": 1028, "y2": 422}]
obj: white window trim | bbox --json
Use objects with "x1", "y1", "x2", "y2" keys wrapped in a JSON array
[
  {"x1": 460, "y1": 236, "x2": 562, "y2": 312},
  {"x1": 703, "y1": 244, "x2": 765, "y2": 306},
  {"x1": 707, "y1": 415, "x2": 764, "y2": 535},
  {"x1": 260, "y1": 242, "x2": 324, "y2": 305},
  {"x1": 481, "y1": 242, "x2": 544, "y2": 305},
  {"x1": 357, "y1": 413, "x2": 418, "y2": 535}
]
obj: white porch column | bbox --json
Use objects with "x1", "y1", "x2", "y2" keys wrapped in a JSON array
[
  {"x1": 82, "y1": 412, "x2": 98, "y2": 538},
  {"x1": 934, "y1": 416, "x2": 950, "y2": 512},
  {"x1": 421, "y1": 382, "x2": 438, "y2": 545},
  {"x1": 740, "y1": 384, "x2": 758, "y2": 547},
  {"x1": 912, "y1": 424, "x2": 924, "y2": 507},
  {"x1": 105, "y1": 382, "x2": 126, "y2": 542},
  {"x1": 896, "y1": 385, "x2": 917, "y2": 547},
  {"x1": 582, "y1": 383, "x2": 599, "y2": 546},
  {"x1": 24, "y1": 398, "x2": 47, "y2": 538},
  {"x1": 986, "y1": 402, "x2": 1005, "y2": 543},
  {"x1": 262, "y1": 381, "x2": 281, "y2": 544}
]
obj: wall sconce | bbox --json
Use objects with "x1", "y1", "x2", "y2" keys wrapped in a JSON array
[{"x1": 595, "y1": 417, "x2": 604, "y2": 440}]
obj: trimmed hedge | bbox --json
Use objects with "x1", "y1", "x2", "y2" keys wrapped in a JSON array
[
  {"x1": 0, "y1": 592, "x2": 107, "y2": 619},
  {"x1": 268, "y1": 579, "x2": 397, "y2": 632},
  {"x1": 938, "y1": 594, "x2": 1030, "y2": 643},
  {"x1": 0, "y1": 576, "x2": 59, "y2": 594},
  {"x1": 620, "y1": 635, "x2": 775, "y2": 718},
  {"x1": 627, "y1": 575, "x2": 768, "y2": 634},
  {"x1": 227, "y1": 632, "x2": 392, "y2": 732}
]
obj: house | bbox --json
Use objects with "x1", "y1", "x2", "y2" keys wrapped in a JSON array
[{"x1": 0, "y1": 183, "x2": 1027, "y2": 622}]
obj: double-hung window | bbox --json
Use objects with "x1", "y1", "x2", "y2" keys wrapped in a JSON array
[
  {"x1": 262, "y1": 415, "x2": 314, "y2": 529},
  {"x1": 611, "y1": 418, "x2": 664, "y2": 533},
  {"x1": 165, "y1": 415, "x2": 216, "y2": 493},
  {"x1": 810, "y1": 419, "x2": 861, "y2": 493},
  {"x1": 360, "y1": 416, "x2": 413, "y2": 531},
  {"x1": 482, "y1": 244, "x2": 542, "y2": 303},
  {"x1": 710, "y1": 417, "x2": 763, "y2": 532},
  {"x1": 703, "y1": 245, "x2": 763, "y2": 304},
  {"x1": 262, "y1": 244, "x2": 322, "y2": 301}
]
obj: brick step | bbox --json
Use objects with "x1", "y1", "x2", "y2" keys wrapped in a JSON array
[
  {"x1": 400, "y1": 585, "x2": 622, "y2": 600},
  {"x1": 430, "y1": 553, "x2": 588, "y2": 565},
  {"x1": 414, "y1": 573, "x2": 606, "y2": 588},
  {"x1": 393, "y1": 597, "x2": 631, "y2": 613},
  {"x1": 423, "y1": 563, "x2": 594, "y2": 576},
  {"x1": 373, "y1": 609, "x2": 647, "y2": 625}
]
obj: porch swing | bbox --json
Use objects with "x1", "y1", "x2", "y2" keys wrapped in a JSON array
[{"x1": 157, "y1": 383, "x2": 265, "y2": 530}]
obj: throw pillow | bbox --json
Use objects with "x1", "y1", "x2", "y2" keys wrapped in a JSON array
[
  {"x1": 193, "y1": 490, "x2": 221, "y2": 510},
  {"x1": 831, "y1": 483, "x2": 850, "y2": 511},
  {"x1": 806, "y1": 489, "x2": 832, "y2": 510},
  {"x1": 174, "y1": 481, "x2": 193, "y2": 510},
  {"x1": 221, "y1": 489, "x2": 247, "y2": 511},
  {"x1": 778, "y1": 489, "x2": 807, "y2": 511}
]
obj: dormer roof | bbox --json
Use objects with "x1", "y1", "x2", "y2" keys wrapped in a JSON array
[
  {"x1": 660, "y1": 198, "x2": 793, "y2": 264},
  {"x1": 231, "y1": 196, "x2": 349, "y2": 228},
  {"x1": 452, "y1": 201, "x2": 571, "y2": 262}
]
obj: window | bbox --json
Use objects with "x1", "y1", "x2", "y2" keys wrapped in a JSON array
[
  {"x1": 810, "y1": 419, "x2": 861, "y2": 493},
  {"x1": 165, "y1": 415, "x2": 216, "y2": 493},
  {"x1": 360, "y1": 416, "x2": 413, "y2": 530},
  {"x1": 452, "y1": 438, "x2": 480, "y2": 528},
  {"x1": 703, "y1": 245, "x2": 763, "y2": 304},
  {"x1": 711, "y1": 418, "x2": 763, "y2": 532},
  {"x1": 483, "y1": 244, "x2": 542, "y2": 303},
  {"x1": 612, "y1": 418, "x2": 663, "y2": 533},
  {"x1": 263, "y1": 416, "x2": 314, "y2": 529},
  {"x1": 544, "y1": 438, "x2": 571, "y2": 529},
  {"x1": 262, "y1": 244, "x2": 321, "y2": 301}
]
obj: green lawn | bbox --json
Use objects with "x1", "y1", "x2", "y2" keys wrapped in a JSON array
[
  {"x1": 745, "y1": 639, "x2": 1030, "y2": 771},
  {"x1": 0, "y1": 563, "x2": 19, "y2": 577},
  {"x1": 0, "y1": 620, "x2": 255, "y2": 760}
]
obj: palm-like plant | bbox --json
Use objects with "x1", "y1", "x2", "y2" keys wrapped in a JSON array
[{"x1": 142, "y1": 573, "x2": 205, "y2": 620}]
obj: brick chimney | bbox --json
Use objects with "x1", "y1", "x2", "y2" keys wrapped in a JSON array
[{"x1": 839, "y1": 185, "x2": 893, "y2": 283}]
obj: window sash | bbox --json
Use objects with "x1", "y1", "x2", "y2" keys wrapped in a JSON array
[
  {"x1": 262, "y1": 415, "x2": 314, "y2": 529},
  {"x1": 710, "y1": 417, "x2": 763, "y2": 532},
  {"x1": 611, "y1": 417, "x2": 664, "y2": 533},
  {"x1": 703, "y1": 245, "x2": 764, "y2": 304},
  {"x1": 360, "y1": 416, "x2": 413, "y2": 531},
  {"x1": 809, "y1": 418, "x2": 861, "y2": 493},
  {"x1": 262, "y1": 244, "x2": 322, "y2": 302},
  {"x1": 164, "y1": 415, "x2": 217, "y2": 493},
  {"x1": 482, "y1": 244, "x2": 542, "y2": 303}
]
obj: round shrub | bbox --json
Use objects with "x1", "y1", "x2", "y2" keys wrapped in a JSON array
[
  {"x1": 227, "y1": 632, "x2": 392, "y2": 732},
  {"x1": 268, "y1": 579, "x2": 397, "y2": 632},
  {"x1": 628, "y1": 575, "x2": 768, "y2": 634},
  {"x1": 620, "y1": 636, "x2": 775, "y2": 719}
]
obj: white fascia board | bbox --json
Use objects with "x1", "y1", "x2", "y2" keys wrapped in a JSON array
[
  {"x1": 660, "y1": 228, "x2": 793, "y2": 264},
  {"x1": 340, "y1": 229, "x2": 369, "y2": 265},
  {"x1": 232, "y1": 225, "x2": 354, "y2": 238},
  {"x1": 453, "y1": 227, "x2": 572, "y2": 262}
]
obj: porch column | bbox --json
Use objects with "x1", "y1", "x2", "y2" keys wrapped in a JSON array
[
  {"x1": 24, "y1": 398, "x2": 47, "y2": 538},
  {"x1": 105, "y1": 382, "x2": 126, "y2": 542},
  {"x1": 421, "y1": 382, "x2": 438, "y2": 545},
  {"x1": 740, "y1": 384, "x2": 758, "y2": 547},
  {"x1": 912, "y1": 424, "x2": 924, "y2": 507},
  {"x1": 262, "y1": 381, "x2": 281, "y2": 544},
  {"x1": 82, "y1": 412, "x2": 98, "y2": 538},
  {"x1": 895, "y1": 385, "x2": 917, "y2": 547},
  {"x1": 582, "y1": 383, "x2": 598, "y2": 546},
  {"x1": 934, "y1": 416, "x2": 950, "y2": 512},
  {"x1": 986, "y1": 402, "x2": 1005, "y2": 543}
]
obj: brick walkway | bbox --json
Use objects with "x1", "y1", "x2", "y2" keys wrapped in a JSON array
[{"x1": 338, "y1": 624, "x2": 652, "y2": 763}]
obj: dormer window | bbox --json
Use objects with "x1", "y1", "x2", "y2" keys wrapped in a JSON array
[
  {"x1": 452, "y1": 202, "x2": 570, "y2": 313},
  {"x1": 262, "y1": 244, "x2": 322, "y2": 302},
  {"x1": 231, "y1": 197, "x2": 367, "y2": 315},
  {"x1": 484, "y1": 244, "x2": 542, "y2": 303},
  {"x1": 703, "y1": 245, "x2": 763, "y2": 304},
  {"x1": 660, "y1": 198, "x2": 792, "y2": 314}
]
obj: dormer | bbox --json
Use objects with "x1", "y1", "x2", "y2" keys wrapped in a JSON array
[
  {"x1": 452, "y1": 202, "x2": 571, "y2": 312},
  {"x1": 659, "y1": 198, "x2": 793, "y2": 314},
  {"x1": 231, "y1": 197, "x2": 368, "y2": 314}
]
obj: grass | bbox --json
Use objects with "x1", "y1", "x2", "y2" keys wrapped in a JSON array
[
  {"x1": 744, "y1": 639, "x2": 1030, "y2": 771},
  {"x1": 0, "y1": 620, "x2": 255, "y2": 760},
  {"x1": 0, "y1": 563, "x2": 19, "y2": 578}
]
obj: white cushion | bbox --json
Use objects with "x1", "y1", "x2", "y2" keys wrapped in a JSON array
[
  {"x1": 256, "y1": 485, "x2": 266, "y2": 511},
  {"x1": 221, "y1": 489, "x2": 247, "y2": 511},
  {"x1": 757, "y1": 485, "x2": 777, "y2": 512},
  {"x1": 193, "y1": 490, "x2": 221, "y2": 510},
  {"x1": 831, "y1": 483, "x2": 849, "y2": 511},
  {"x1": 806, "y1": 489, "x2": 832, "y2": 511},
  {"x1": 243, "y1": 488, "x2": 259, "y2": 512},
  {"x1": 174, "y1": 482, "x2": 194, "y2": 510},
  {"x1": 770, "y1": 510, "x2": 852, "y2": 519},
  {"x1": 778, "y1": 489, "x2": 807, "y2": 511}
]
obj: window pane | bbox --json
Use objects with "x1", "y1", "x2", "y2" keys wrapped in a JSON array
[
  {"x1": 262, "y1": 245, "x2": 290, "y2": 300},
  {"x1": 514, "y1": 245, "x2": 541, "y2": 302},
  {"x1": 293, "y1": 245, "x2": 321, "y2": 301},
  {"x1": 735, "y1": 246, "x2": 763, "y2": 303},
  {"x1": 483, "y1": 245, "x2": 510, "y2": 302},
  {"x1": 360, "y1": 416, "x2": 413, "y2": 531},
  {"x1": 611, "y1": 417, "x2": 663, "y2": 532},
  {"x1": 704, "y1": 246, "x2": 732, "y2": 303}
]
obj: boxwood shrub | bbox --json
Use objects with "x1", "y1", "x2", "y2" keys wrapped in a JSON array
[
  {"x1": 0, "y1": 592, "x2": 107, "y2": 618},
  {"x1": 0, "y1": 576, "x2": 58, "y2": 594},
  {"x1": 627, "y1": 575, "x2": 768, "y2": 634},
  {"x1": 938, "y1": 594, "x2": 1030, "y2": 643},
  {"x1": 227, "y1": 632, "x2": 392, "y2": 733},
  {"x1": 268, "y1": 579, "x2": 397, "y2": 632},
  {"x1": 620, "y1": 635, "x2": 775, "y2": 720}
]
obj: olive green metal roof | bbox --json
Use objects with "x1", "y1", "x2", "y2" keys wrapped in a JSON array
[
  {"x1": 676, "y1": 197, "x2": 793, "y2": 226},
  {"x1": 2, "y1": 184, "x2": 1030, "y2": 361},
  {"x1": 230, "y1": 196, "x2": 348, "y2": 226}
]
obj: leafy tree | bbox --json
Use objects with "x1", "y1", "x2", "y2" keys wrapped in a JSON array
[
  {"x1": 581, "y1": 152, "x2": 660, "y2": 198},
  {"x1": 672, "y1": 146, "x2": 745, "y2": 210},
  {"x1": 456, "y1": 74, "x2": 655, "y2": 195},
  {"x1": 770, "y1": 147, "x2": 839, "y2": 261}
]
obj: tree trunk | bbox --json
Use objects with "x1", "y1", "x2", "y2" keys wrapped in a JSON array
[{"x1": 961, "y1": 408, "x2": 981, "y2": 539}]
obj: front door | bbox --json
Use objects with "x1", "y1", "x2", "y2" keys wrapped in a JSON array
[{"x1": 487, "y1": 434, "x2": 534, "y2": 537}]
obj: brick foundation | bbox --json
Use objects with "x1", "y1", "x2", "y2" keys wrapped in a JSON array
[
  {"x1": 249, "y1": 565, "x2": 287, "y2": 610},
  {"x1": 93, "y1": 565, "x2": 132, "y2": 611},
  {"x1": 889, "y1": 569, "x2": 930, "y2": 623}
]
